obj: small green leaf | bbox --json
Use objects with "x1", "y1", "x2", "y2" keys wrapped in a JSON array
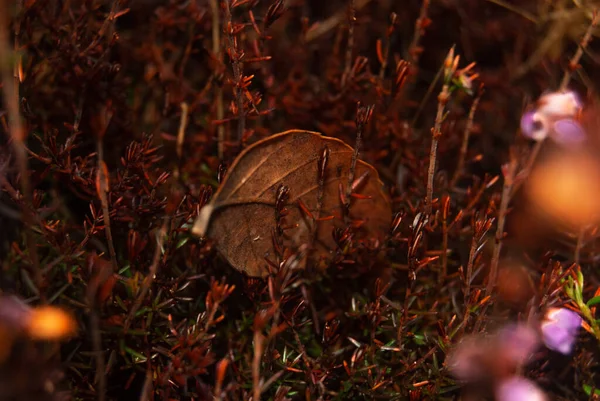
[
  {"x1": 575, "y1": 286, "x2": 584, "y2": 306},
  {"x1": 583, "y1": 384, "x2": 600, "y2": 396},
  {"x1": 123, "y1": 346, "x2": 148, "y2": 363},
  {"x1": 586, "y1": 296, "x2": 600, "y2": 307},
  {"x1": 577, "y1": 269, "x2": 585, "y2": 287},
  {"x1": 176, "y1": 236, "x2": 190, "y2": 249},
  {"x1": 565, "y1": 284, "x2": 574, "y2": 300}
]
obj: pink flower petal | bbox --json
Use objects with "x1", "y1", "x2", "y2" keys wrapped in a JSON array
[
  {"x1": 496, "y1": 323, "x2": 540, "y2": 365},
  {"x1": 496, "y1": 376, "x2": 547, "y2": 401},
  {"x1": 537, "y1": 90, "x2": 582, "y2": 119},
  {"x1": 551, "y1": 119, "x2": 586, "y2": 145},
  {"x1": 520, "y1": 111, "x2": 548, "y2": 141},
  {"x1": 541, "y1": 308, "x2": 582, "y2": 354}
]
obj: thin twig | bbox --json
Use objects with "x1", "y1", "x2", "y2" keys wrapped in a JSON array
[
  {"x1": 124, "y1": 219, "x2": 169, "y2": 332},
  {"x1": 174, "y1": 102, "x2": 189, "y2": 179},
  {"x1": 0, "y1": 0, "x2": 43, "y2": 298},
  {"x1": 396, "y1": 0, "x2": 431, "y2": 104},
  {"x1": 464, "y1": 225, "x2": 478, "y2": 304},
  {"x1": 139, "y1": 371, "x2": 153, "y2": 401},
  {"x1": 89, "y1": 308, "x2": 105, "y2": 401},
  {"x1": 252, "y1": 331, "x2": 265, "y2": 401},
  {"x1": 410, "y1": 62, "x2": 443, "y2": 127},
  {"x1": 345, "y1": 103, "x2": 373, "y2": 221},
  {"x1": 342, "y1": 0, "x2": 355, "y2": 87},
  {"x1": 377, "y1": 17, "x2": 393, "y2": 82},
  {"x1": 440, "y1": 196, "x2": 449, "y2": 283},
  {"x1": 210, "y1": 0, "x2": 225, "y2": 159},
  {"x1": 559, "y1": 9, "x2": 598, "y2": 90},
  {"x1": 97, "y1": 156, "x2": 117, "y2": 270},
  {"x1": 224, "y1": 0, "x2": 245, "y2": 146},
  {"x1": 487, "y1": 157, "x2": 517, "y2": 295},
  {"x1": 407, "y1": 0, "x2": 430, "y2": 66},
  {"x1": 449, "y1": 88, "x2": 483, "y2": 189},
  {"x1": 346, "y1": 104, "x2": 367, "y2": 209},
  {"x1": 425, "y1": 84, "x2": 449, "y2": 215},
  {"x1": 574, "y1": 226, "x2": 585, "y2": 266}
]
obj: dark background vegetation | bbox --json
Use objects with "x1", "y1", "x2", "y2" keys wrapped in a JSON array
[{"x1": 1, "y1": 0, "x2": 600, "y2": 400}]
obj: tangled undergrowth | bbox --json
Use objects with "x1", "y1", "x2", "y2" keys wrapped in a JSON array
[{"x1": 1, "y1": 0, "x2": 600, "y2": 400}]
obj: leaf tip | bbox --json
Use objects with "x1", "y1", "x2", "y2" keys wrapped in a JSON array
[{"x1": 192, "y1": 204, "x2": 215, "y2": 237}]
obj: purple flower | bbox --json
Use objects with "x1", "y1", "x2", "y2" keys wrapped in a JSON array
[
  {"x1": 520, "y1": 90, "x2": 585, "y2": 145},
  {"x1": 520, "y1": 111, "x2": 545, "y2": 141},
  {"x1": 495, "y1": 376, "x2": 547, "y2": 401},
  {"x1": 496, "y1": 323, "x2": 540, "y2": 365},
  {"x1": 551, "y1": 119, "x2": 586, "y2": 145},
  {"x1": 446, "y1": 324, "x2": 539, "y2": 383},
  {"x1": 541, "y1": 307, "x2": 582, "y2": 355},
  {"x1": 536, "y1": 90, "x2": 582, "y2": 119},
  {"x1": 445, "y1": 335, "x2": 489, "y2": 381}
]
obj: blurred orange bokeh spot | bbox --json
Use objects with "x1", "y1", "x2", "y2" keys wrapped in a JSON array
[
  {"x1": 526, "y1": 150, "x2": 600, "y2": 230},
  {"x1": 26, "y1": 306, "x2": 77, "y2": 341}
]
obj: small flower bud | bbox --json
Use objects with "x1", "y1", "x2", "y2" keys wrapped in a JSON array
[{"x1": 541, "y1": 307, "x2": 582, "y2": 355}]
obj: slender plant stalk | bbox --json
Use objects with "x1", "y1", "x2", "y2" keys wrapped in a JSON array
[
  {"x1": 487, "y1": 158, "x2": 516, "y2": 295},
  {"x1": 440, "y1": 197, "x2": 449, "y2": 283},
  {"x1": 425, "y1": 84, "x2": 449, "y2": 215},
  {"x1": 252, "y1": 331, "x2": 265, "y2": 401},
  {"x1": 139, "y1": 371, "x2": 153, "y2": 401},
  {"x1": 175, "y1": 102, "x2": 189, "y2": 179},
  {"x1": 342, "y1": 0, "x2": 355, "y2": 87},
  {"x1": 464, "y1": 228, "x2": 478, "y2": 303},
  {"x1": 397, "y1": 0, "x2": 431, "y2": 104},
  {"x1": 96, "y1": 137, "x2": 118, "y2": 273},
  {"x1": 89, "y1": 305, "x2": 106, "y2": 401},
  {"x1": 407, "y1": 0, "x2": 430, "y2": 66},
  {"x1": 210, "y1": 0, "x2": 225, "y2": 159},
  {"x1": 224, "y1": 0, "x2": 245, "y2": 146},
  {"x1": 377, "y1": 33, "x2": 391, "y2": 82},
  {"x1": 0, "y1": 0, "x2": 43, "y2": 298},
  {"x1": 459, "y1": 230, "x2": 479, "y2": 334},
  {"x1": 346, "y1": 108, "x2": 365, "y2": 208},
  {"x1": 560, "y1": 10, "x2": 598, "y2": 90},
  {"x1": 449, "y1": 89, "x2": 482, "y2": 189},
  {"x1": 574, "y1": 226, "x2": 585, "y2": 266},
  {"x1": 93, "y1": 106, "x2": 116, "y2": 401}
]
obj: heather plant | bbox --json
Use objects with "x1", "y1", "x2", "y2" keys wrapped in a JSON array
[{"x1": 1, "y1": 1, "x2": 600, "y2": 401}]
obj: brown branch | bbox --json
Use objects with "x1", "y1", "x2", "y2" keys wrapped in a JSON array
[
  {"x1": 425, "y1": 84, "x2": 449, "y2": 215},
  {"x1": 252, "y1": 331, "x2": 265, "y2": 401},
  {"x1": 0, "y1": 0, "x2": 43, "y2": 298},
  {"x1": 407, "y1": 0, "x2": 430, "y2": 66},
  {"x1": 449, "y1": 87, "x2": 483, "y2": 189},
  {"x1": 96, "y1": 139, "x2": 118, "y2": 275},
  {"x1": 342, "y1": 0, "x2": 356, "y2": 87},
  {"x1": 560, "y1": 9, "x2": 598, "y2": 90},
  {"x1": 486, "y1": 157, "x2": 517, "y2": 295},
  {"x1": 210, "y1": 0, "x2": 225, "y2": 159}
]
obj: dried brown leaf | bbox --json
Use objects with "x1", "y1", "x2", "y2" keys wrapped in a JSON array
[{"x1": 192, "y1": 130, "x2": 391, "y2": 277}]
